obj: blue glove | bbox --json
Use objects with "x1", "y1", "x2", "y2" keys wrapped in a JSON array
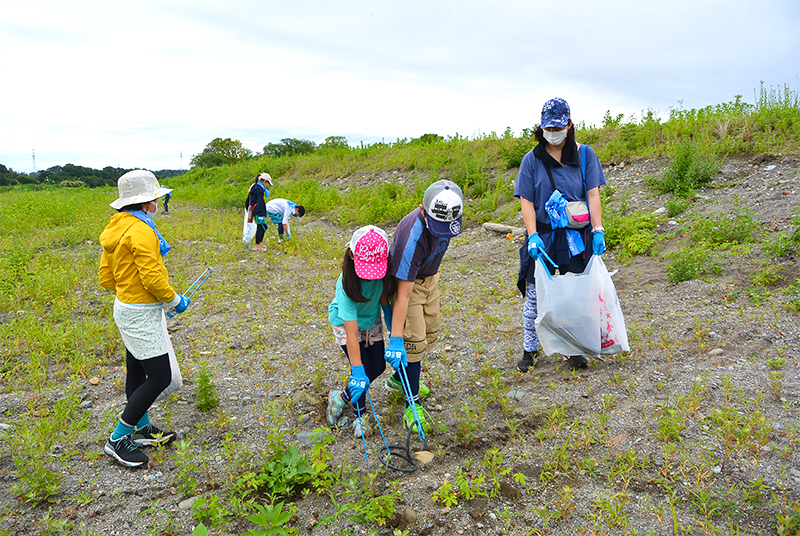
[
  {"x1": 285, "y1": 234, "x2": 291, "y2": 239},
  {"x1": 384, "y1": 336, "x2": 407, "y2": 370},
  {"x1": 527, "y1": 232, "x2": 545, "y2": 260},
  {"x1": 348, "y1": 365, "x2": 369, "y2": 403},
  {"x1": 175, "y1": 294, "x2": 190, "y2": 314},
  {"x1": 382, "y1": 304, "x2": 393, "y2": 332},
  {"x1": 592, "y1": 230, "x2": 606, "y2": 256}
]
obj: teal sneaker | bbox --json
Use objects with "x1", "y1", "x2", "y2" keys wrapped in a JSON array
[
  {"x1": 327, "y1": 390, "x2": 346, "y2": 427},
  {"x1": 352, "y1": 415, "x2": 372, "y2": 439},
  {"x1": 386, "y1": 375, "x2": 430, "y2": 398}
]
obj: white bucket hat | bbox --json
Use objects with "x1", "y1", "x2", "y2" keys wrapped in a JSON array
[{"x1": 110, "y1": 170, "x2": 172, "y2": 209}]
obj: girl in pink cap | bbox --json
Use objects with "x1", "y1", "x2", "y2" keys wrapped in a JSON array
[{"x1": 326, "y1": 225, "x2": 397, "y2": 438}]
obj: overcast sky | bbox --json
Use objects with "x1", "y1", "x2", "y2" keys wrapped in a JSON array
[{"x1": 1, "y1": 0, "x2": 798, "y2": 172}]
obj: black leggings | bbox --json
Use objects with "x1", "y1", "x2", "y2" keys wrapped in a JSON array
[
  {"x1": 255, "y1": 222, "x2": 266, "y2": 244},
  {"x1": 341, "y1": 340, "x2": 386, "y2": 414},
  {"x1": 121, "y1": 349, "x2": 171, "y2": 426}
]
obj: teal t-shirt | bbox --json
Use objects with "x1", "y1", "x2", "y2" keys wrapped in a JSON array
[{"x1": 328, "y1": 275, "x2": 383, "y2": 330}]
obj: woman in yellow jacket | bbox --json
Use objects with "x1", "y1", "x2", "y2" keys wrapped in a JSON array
[{"x1": 99, "y1": 170, "x2": 189, "y2": 468}]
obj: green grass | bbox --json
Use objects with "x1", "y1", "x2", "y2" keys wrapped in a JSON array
[{"x1": 1, "y1": 85, "x2": 799, "y2": 535}]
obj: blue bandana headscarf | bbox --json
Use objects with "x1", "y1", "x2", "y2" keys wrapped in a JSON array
[{"x1": 123, "y1": 208, "x2": 171, "y2": 257}]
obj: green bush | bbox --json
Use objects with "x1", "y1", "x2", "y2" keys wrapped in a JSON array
[
  {"x1": 689, "y1": 198, "x2": 758, "y2": 248},
  {"x1": 666, "y1": 246, "x2": 721, "y2": 284},
  {"x1": 603, "y1": 207, "x2": 660, "y2": 262},
  {"x1": 232, "y1": 444, "x2": 317, "y2": 501},
  {"x1": 195, "y1": 361, "x2": 219, "y2": 412},
  {"x1": 646, "y1": 142, "x2": 721, "y2": 198},
  {"x1": 665, "y1": 197, "x2": 692, "y2": 217}
]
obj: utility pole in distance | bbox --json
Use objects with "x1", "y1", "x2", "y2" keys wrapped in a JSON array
[{"x1": 32, "y1": 148, "x2": 37, "y2": 174}]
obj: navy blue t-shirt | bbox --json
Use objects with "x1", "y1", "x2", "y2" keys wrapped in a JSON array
[{"x1": 388, "y1": 208, "x2": 450, "y2": 282}]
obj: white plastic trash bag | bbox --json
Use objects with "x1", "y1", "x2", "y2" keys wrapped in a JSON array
[
  {"x1": 598, "y1": 260, "x2": 629, "y2": 354},
  {"x1": 242, "y1": 209, "x2": 256, "y2": 244},
  {"x1": 534, "y1": 255, "x2": 628, "y2": 356}
]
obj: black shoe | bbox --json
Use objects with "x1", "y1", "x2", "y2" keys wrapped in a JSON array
[
  {"x1": 131, "y1": 424, "x2": 177, "y2": 447},
  {"x1": 104, "y1": 436, "x2": 149, "y2": 467},
  {"x1": 517, "y1": 350, "x2": 539, "y2": 372},
  {"x1": 568, "y1": 355, "x2": 589, "y2": 369}
]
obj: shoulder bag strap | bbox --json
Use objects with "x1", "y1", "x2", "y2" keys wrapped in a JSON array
[
  {"x1": 580, "y1": 144, "x2": 591, "y2": 223},
  {"x1": 543, "y1": 163, "x2": 557, "y2": 191}
]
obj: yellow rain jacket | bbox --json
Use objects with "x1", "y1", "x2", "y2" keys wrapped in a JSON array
[{"x1": 98, "y1": 212, "x2": 177, "y2": 304}]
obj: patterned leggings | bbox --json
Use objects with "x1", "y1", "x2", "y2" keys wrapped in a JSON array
[{"x1": 523, "y1": 282, "x2": 539, "y2": 352}]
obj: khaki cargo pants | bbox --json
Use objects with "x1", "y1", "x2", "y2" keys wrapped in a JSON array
[{"x1": 403, "y1": 272, "x2": 441, "y2": 363}]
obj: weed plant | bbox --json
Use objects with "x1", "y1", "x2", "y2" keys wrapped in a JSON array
[
  {"x1": 666, "y1": 246, "x2": 722, "y2": 284},
  {"x1": 195, "y1": 361, "x2": 220, "y2": 412},
  {"x1": 646, "y1": 142, "x2": 721, "y2": 198},
  {"x1": 689, "y1": 198, "x2": 758, "y2": 248}
]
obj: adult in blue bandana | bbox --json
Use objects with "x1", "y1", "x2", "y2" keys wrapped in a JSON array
[{"x1": 514, "y1": 98, "x2": 608, "y2": 371}]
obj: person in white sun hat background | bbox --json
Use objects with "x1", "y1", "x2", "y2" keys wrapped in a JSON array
[
  {"x1": 326, "y1": 226, "x2": 398, "y2": 438},
  {"x1": 384, "y1": 180, "x2": 464, "y2": 434},
  {"x1": 98, "y1": 169, "x2": 188, "y2": 467}
]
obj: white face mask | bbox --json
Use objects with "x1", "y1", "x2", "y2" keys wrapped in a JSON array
[
  {"x1": 146, "y1": 202, "x2": 158, "y2": 217},
  {"x1": 543, "y1": 129, "x2": 568, "y2": 146}
]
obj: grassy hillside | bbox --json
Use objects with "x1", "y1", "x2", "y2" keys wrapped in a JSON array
[
  {"x1": 0, "y1": 84, "x2": 798, "y2": 535},
  {"x1": 163, "y1": 83, "x2": 799, "y2": 226}
]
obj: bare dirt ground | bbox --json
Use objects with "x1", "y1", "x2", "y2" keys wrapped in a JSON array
[{"x1": 0, "y1": 154, "x2": 799, "y2": 535}]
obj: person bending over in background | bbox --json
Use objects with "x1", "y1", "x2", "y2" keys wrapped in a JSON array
[
  {"x1": 98, "y1": 170, "x2": 190, "y2": 468},
  {"x1": 265, "y1": 197, "x2": 305, "y2": 241},
  {"x1": 385, "y1": 180, "x2": 464, "y2": 434},
  {"x1": 326, "y1": 226, "x2": 397, "y2": 438},
  {"x1": 245, "y1": 173, "x2": 273, "y2": 251},
  {"x1": 514, "y1": 97, "x2": 607, "y2": 371}
]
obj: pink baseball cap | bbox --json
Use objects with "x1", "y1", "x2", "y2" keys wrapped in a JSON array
[{"x1": 350, "y1": 225, "x2": 389, "y2": 280}]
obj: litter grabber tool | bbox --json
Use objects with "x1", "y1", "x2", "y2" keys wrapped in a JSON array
[
  {"x1": 536, "y1": 250, "x2": 558, "y2": 280},
  {"x1": 167, "y1": 267, "x2": 214, "y2": 318},
  {"x1": 358, "y1": 390, "x2": 421, "y2": 474},
  {"x1": 397, "y1": 364, "x2": 427, "y2": 444},
  {"x1": 355, "y1": 392, "x2": 397, "y2": 470},
  {"x1": 370, "y1": 363, "x2": 428, "y2": 473},
  {"x1": 259, "y1": 220, "x2": 278, "y2": 241}
]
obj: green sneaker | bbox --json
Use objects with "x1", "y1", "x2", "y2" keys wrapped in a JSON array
[
  {"x1": 403, "y1": 404, "x2": 432, "y2": 434},
  {"x1": 386, "y1": 375, "x2": 430, "y2": 398}
]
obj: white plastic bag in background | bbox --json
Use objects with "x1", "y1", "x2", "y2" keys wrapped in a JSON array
[
  {"x1": 534, "y1": 255, "x2": 628, "y2": 356},
  {"x1": 242, "y1": 209, "x2": 256, "y2": 244}
]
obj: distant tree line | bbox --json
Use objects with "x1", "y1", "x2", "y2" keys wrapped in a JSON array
[
  {"x1": 0, "y1": 164, "x2": 185, "y2": 188},
  {"x1": 188, "y1": 134, "x2": 442, "y2": 169}
]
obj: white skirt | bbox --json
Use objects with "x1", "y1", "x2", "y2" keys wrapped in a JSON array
[{"x1": 113, "y1": 299, "x2": 182, "y2": 401}]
